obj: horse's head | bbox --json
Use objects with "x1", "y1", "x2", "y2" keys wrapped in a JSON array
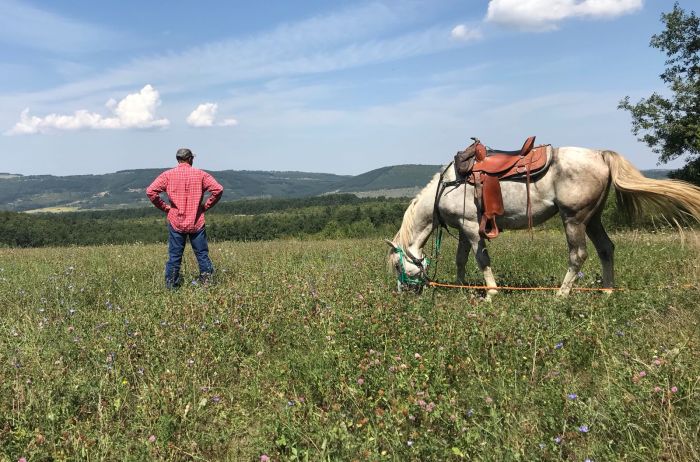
[{"x1": 384, "y1": 239, "x2": 429, "y2": 293}]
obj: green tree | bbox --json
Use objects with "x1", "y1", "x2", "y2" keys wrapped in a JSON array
[{"x1": 618, "y1": 2, "x2": 700, "y2": 184}]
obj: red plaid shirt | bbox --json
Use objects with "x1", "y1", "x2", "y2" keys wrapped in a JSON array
[{"x1": 146, "y1": 163, "x2": 224, "y2": 233}]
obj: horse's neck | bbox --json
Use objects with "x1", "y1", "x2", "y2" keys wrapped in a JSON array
[{"x1": 399, "y1": 173, "x2": 440, "y2": 253}]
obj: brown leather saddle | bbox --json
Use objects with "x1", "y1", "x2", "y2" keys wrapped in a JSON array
[{"x1": 454, "y1": 136, "x2": 550, "y2": 239}]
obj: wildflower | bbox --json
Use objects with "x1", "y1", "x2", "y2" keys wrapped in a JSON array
[
  {"x1": 211, "y1": 396, "x2": 221, "y2": 404},
  {"x1": 538, "y1": 442, "x2": 545, "y2": 449},
  {"x1": 414, "y1": 353, "x2": 422, "y2": 360},
  {"x1": 567, "y1": 393, "x2": 578, "y2": 400},
  {"x1": 485, "y1": 396, "x2": 493, "y2": 404},
  {"x1": 576, "y1": 271, "x2": 585, "y2": 279},
  {"x1": 260, "y1": 455, "x2": 270, "y2": 462},
  {"x1": 578, "y1": 425, "x2": 589, "y2": 433},
  {"x1": 466, "y1": 408, "x2": 474, "y2": 417},
  {"x1": 425, "y1": 402, "x2": 436, "y2": 412},
  {"x1": 638, "y1": 371, "x2": 646, "y2": 378},
  {"x1": 18, "y1": 458, "x2": 27, "y2": 462},
  {"x1": 554, "y1": 342, "x2": 564, "y2": 349},
  {"x1": 287, "y1": 400, "x2": 295, "y2": 407},
  {"x1": 653, "y1": 359, "x2": 662, "y2": 366},
  {"x1": 615, "y1": 330, "x2": 624, "y2": 336},
  {"x1": 671, "y1": 386, "x2": 678, "y2": 393},
  {"x1": 653, "y1": 386, "x2": 661, "y2": 393},
  {"x1": 554, "y1": 436, "x2": 562, "y2": 444},
  {"x1": 407, "y1": 440, "x2": 414, "y2": 447},
  {"x1": 148, "y1": 434, "x2": 156, "y2": 443},
  {"x1": 357, "y1": 378, "x2": 365, "y2": 385},
  {"x1": 585, "y1": 459, "x2": 593, "y2": 462}
]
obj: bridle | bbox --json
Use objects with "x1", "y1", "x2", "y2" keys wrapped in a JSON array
[{"x1": 391, "y1": 245, "x2": 430, "y2": 292}]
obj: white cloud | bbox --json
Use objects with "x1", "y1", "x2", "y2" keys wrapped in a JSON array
[
  {"x1": 450, "y1": 24, "x2": 482, "y2": 41},
  {"x1": 219, "y1": 118, "x2": 239, "y2": 127},
  {"x1": 186, "y1": 103, "x2": 238, "y2": 128},
  {"x1": 5, "y1": 85, "x2": 169, "y2": 135},
  {"x1": 186, "y1": 103, "x2": 217, "y2": 127},
  {"x1": 486, "y1": 0, "x2": 643, "y2": 30}
]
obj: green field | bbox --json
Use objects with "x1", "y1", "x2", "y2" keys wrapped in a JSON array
[{"x1": 1, "y1": 230, "x2": 698, "y2": 461}]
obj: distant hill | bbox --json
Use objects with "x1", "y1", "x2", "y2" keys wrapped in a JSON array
[
  {"x1": 0, "y1": 164, "x2": 670, "y2": 212},
  {"x1": 333, "y1": 164, "x2": 441, "y2": 192}
]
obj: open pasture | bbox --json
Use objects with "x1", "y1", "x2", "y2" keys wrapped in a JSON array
[{"x1": 1, "y1": 230, "x2": 699, "y2": 461}]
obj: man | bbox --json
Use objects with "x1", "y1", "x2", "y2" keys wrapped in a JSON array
[{"x1": 146, "y1": 148, "x2": 224, "y2": 289}]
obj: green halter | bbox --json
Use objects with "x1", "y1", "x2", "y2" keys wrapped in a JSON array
[
  {"x1": 394, "y1": 226, "x2": 443, "y2": 290},
  {"x1": 395, "y1": 246, "x2": 430, "y2": 287}
]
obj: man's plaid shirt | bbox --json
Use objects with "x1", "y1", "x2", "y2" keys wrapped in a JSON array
[{"x1": 146, "y1": 163, "x2": 224, "y2": 233}]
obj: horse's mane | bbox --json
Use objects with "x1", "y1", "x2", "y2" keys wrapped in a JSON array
[{"x1": 391, "y1": 170, "x2": 444, "y2": 249}]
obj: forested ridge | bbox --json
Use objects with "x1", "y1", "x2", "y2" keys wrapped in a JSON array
[{"x1": 0, "y1": 195, "x2": 409, "y2": 247}]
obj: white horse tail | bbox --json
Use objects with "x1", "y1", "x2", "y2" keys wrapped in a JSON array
[{"x1": 602, "y1": 150, "x2": 700, "y2": 223}]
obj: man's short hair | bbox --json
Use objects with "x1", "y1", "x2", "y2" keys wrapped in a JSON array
[{"x1": 176, "y1": 148, "x2": 195, "y2": 160}]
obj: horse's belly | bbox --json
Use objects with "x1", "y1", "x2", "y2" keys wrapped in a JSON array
[{"x1": 497, "y1": 181, "x2": 558, "y2": 229}]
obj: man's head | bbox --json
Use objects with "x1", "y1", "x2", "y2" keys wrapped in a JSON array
[{"x1": 176, "y1": 148, "x2": 195, "y2": 164}]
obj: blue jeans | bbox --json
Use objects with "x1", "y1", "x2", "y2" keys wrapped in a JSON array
[{"x1": 165, "y1": 223, "x2": 214, "y2": 288}]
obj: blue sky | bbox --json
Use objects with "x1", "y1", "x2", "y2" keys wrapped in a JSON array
[{"x1": 0, "y1": 0, "x2": 693, "y2": 176}]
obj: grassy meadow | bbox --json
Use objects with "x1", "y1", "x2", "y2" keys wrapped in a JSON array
[{"x1": 1, "y1": 230, "x2": 699, "y2": 461}]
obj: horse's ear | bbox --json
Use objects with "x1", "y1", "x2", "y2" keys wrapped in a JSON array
[{"x1": 384, "y1": 239, "x2": 398, "y2": 251}]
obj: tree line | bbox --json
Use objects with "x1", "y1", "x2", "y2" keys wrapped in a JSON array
[{"x1": 0, "y1": 195, "x2": 409, "y2": 248}]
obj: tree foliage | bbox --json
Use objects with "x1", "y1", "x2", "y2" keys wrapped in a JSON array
[{"x1": 618, "y1": 2, "x2": 700, "y2": 183}]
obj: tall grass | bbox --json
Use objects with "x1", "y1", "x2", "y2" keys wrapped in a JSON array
[{"x1": 0, "y1": 230, "x2": 698, "y2": 460}]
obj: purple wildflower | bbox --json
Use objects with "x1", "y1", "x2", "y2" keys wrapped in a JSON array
[
  {"x1": 578, "y1": 425, "x2": 589, "y2": 433},
  {"x1": 260, "y1": 455, "x2": 270, "y2": 462},
  {"x1": 567, "y1": 393, "x2": 578, "y2": 400},
  {"x1": 554, "y1": 342, "x2": 564, "y2": 349},
  {"x1": 554, "y1": 436, "x2": 562, "y2": 444}
]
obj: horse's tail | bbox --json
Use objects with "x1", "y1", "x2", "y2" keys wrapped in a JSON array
[{"x1": 602, "y1": 150, "x2": 700, "y2": 224}]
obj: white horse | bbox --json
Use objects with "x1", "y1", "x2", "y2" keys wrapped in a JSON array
[{"x1": 386, "y1": 147, "x2": 700, "y2": 296}]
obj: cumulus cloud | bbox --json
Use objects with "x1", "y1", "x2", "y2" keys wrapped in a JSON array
[
  {"x1": 186, "y1": 103, "x2": 238, "y2": 128},
  {"x1": 486, "y1": 0, "x2": 643, "y2": 30},
  {"x1": 450, "y1": 24, "x2": 482, "y2": 41},
  {"x1": 6, "y1": 85, "x2": 169, "y2": 135}
]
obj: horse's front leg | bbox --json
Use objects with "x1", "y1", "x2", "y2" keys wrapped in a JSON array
[
  {"x1": 473, "y1": 238, "x2": 498, "y2": 298},
  {"x1": 456, "y1": 230, "x2": 471, "y2": 284},
  {"x1": 461, "y1": 225, "x2": 497, "y2": 298}
]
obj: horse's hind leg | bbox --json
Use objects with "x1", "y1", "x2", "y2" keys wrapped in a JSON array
[
  {"x1": 586, "y1": 212, "x2": 615, "y2": 292},
  {"x1": 456, "y1": 230, "x2": 471, "y2": 284},
  {"x1": 559, "y1": 221, "x2": 588, "y2": 296}
]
